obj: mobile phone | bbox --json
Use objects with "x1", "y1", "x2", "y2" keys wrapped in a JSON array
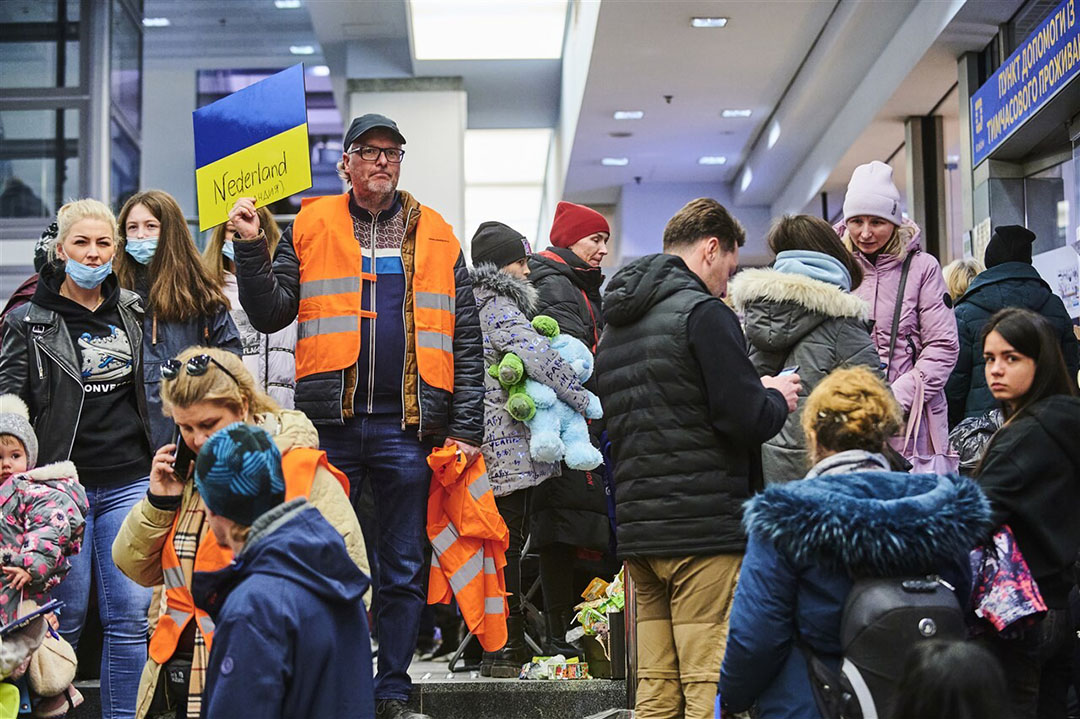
[
  {"x1": 171, "y1": 424, "x2": 196, "y2": 482},
  {"x1": 779, "y1": 365, "x2": 800, "y2": 376}
]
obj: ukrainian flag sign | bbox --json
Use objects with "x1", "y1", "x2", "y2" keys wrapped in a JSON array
[{"x1": 193, "y1": 63, "x2": 312, "y2": 231}]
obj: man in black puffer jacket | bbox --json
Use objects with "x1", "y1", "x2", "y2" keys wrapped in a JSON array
[
  {"x1": 227, "y1": 114, "x2": 482, "y2": 719},
  {"x1": 596, "y1": 198, "x2": 798, "y2": 718},
  {"x1": 946, "y1": 225, "x2": 1079, "y2": 427}
]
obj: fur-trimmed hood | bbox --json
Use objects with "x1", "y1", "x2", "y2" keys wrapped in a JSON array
[
  {"x1": 730, "y1": 268, "x2": 869, "y2": 354},
  {"x1": 470, "y1": 262, "x2": 539, "y2": 316},
  {"x1": 12, "y1": 460, "x2": 78, "y2": 483},
  {"x1": 743, "y1": 470, "x2": 990, "y2": 577}
]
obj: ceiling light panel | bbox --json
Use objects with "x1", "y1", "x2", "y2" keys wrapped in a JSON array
[
  {"x1": 142, "y1": 17, "x2": 170, "y2": 27},
  {"x1": 410, "y1": 0, "x2": 569, "y2": 60},
  {"x1": 465, "y1": 129, "x2": 552, "y2": 184},
  {"x1": 691, "y1": 17, "x2": 728, "y2": 28},
  {"x1": 721, "y1": 109, "x2": 752, "y2": 118},
  {"x1": 289, "y1": 45, "x2": 316, "y2": 55},
  {"x1": 601, "y1": 157, "x2": 629, "y2": 167},
  {"x1": 613, "y1": 111, "x2": 644, "y2": 120},
  {"x1": 274, "y1": 0, "x2": 302, "y2": 8},
  {"x1": 698, "y1": 156, "x2": 727, "y2": 165}
]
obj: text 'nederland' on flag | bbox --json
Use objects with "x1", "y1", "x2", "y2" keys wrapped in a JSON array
[{"x1": 193, "y1": 63, "x2": 312, "y2": 231}]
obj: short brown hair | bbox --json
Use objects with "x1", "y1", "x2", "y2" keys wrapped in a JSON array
[
  {"x1": 662, "y1": 198, "x2": 745, "y2": 252},
  {"x1": 0, "y1": 434, "x2": 25, "y2": 452},
  {"x1": 768, "y1": 215, "x2": 864, "y2": 290}
]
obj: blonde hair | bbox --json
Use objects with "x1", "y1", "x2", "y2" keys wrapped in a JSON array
[
  {"x1": 841, "y1": 223, "x2": 909, "y2": 258},
  {"x1": 202, "y1": 207, "x2": 282, "y2": 290},
  {"x1": 159, "y1": 346, "x2": 278, "y2": 417},
  {"x1": 55, "y1": 198, "x2": 120, "y2": 255},
  {"x1": 115, "y1": 190, "x2": 229, "y2": 323},
  {"x1": 802, "y1": 366, "x2": 902, "y2": 462},
  {"x1": 942, "y1": 258, "x2": 984, "y2": 301}
]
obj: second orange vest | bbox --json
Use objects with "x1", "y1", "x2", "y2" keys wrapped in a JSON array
[{"x1": 148, "y1": 446, "x2": 347, "y2": 664}]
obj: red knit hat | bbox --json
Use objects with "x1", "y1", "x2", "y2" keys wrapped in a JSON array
[{"x1": 549, "y1": 201, "x2": 610, "y2": 249}]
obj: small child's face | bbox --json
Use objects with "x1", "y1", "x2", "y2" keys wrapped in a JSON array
[{"x1": 0, "y1": 440, "x2": 28, "y2": 482}]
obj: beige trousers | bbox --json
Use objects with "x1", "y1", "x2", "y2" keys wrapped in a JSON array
[{"x1": 628, "y1": 553, "x2": 743, "y2": 719}]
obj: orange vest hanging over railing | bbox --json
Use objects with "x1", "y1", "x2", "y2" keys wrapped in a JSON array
[
  {"x1": 291, "y1": 193, "x2": 459, "y2": 390},
  {"x1": 148, "y1": 447, "x2": 344, "y2": 664},
  {"x1": 426, "y1": 446, "x2": 509, "y2": 652}
]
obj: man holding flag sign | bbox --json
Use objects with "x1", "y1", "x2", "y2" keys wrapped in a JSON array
[{"x1": 228, "y1": 113, "x2": 484, "y2": 719}]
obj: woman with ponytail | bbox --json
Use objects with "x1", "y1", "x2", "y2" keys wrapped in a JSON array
[{"x1": 972, "y1": 308, "x2": 1080, "y2": 719}]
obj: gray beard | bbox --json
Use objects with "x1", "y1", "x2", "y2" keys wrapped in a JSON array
[{"x1": 353, "y1": 179, "x2": 396, "y2": 212}]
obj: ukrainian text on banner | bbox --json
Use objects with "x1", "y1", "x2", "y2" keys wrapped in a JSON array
[
  {"x1": 193, "y1": 63, "x2": 312, "y2": 231},
  {"x1": 971, "y1": 0, "x2": 1080, "y2": 166}
]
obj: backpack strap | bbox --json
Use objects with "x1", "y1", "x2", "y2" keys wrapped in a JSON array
[{"x1": 885, "y1": 252, "x2": 915, "y2": 379}]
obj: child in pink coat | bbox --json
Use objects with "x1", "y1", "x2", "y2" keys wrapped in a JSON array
[
  {"x1": 835, "y1": 162, "x2": 959, "y2": 471},
  {"x1": 0, "y1": 394, "x2": 88, "y2": 716}
]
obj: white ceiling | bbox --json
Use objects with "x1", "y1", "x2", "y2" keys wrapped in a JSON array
[
  {"x1": 140, "y1": 0, "x2": 1027, "y2": 216},
  {"x1": 562, "y1": 0, "x2": 1024, "y2": 210},
  {"x1": 564, "y1": 0, "x2": 839, "y2": 199},
  {"x1": 143, "y1": 0, "x2": 322, "y2": 60}
]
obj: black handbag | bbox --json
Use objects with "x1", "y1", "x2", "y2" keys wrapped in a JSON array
[{"x1": 146, "y1": 654, "x2": 192, "y2": 719}]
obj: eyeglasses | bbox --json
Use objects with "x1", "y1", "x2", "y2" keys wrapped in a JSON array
[
  {"x1": 347, "y1": 146, "x2": 405, "y2": 163},
  {"x1": 162, "y1": 354, "x2": 240, "y2": 386}
]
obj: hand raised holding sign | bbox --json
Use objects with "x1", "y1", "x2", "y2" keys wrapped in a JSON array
[{"x1": 229, "y1": 197, "x2": 261, "y2": 240}]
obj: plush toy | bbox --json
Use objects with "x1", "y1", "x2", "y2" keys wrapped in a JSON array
[
  {"x1": 488, "y1": 353, "x2": 536, "y2": 421},
  {"x1": 522, "y1": 316, "x2": 603, "y2": 471}
]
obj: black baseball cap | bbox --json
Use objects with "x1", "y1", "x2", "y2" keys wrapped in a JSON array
[{"x1": 343, "y1": 113, "x2": 406, "y2": 150}]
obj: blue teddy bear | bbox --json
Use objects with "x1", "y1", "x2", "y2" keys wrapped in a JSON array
[{"x1": 523, "y1": 316, "x2": 603, "y2": 471}]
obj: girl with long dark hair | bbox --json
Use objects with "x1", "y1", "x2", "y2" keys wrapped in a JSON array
[
  {"x1": 974, "y1": 307, "x2": 1080, "y2": 719},
  {"x1": 114, "y1": 190, "x2": 241, "y2": 451}
]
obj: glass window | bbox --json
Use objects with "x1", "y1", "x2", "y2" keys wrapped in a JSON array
[
  {"x1": 110, "y1": 0, "x2": 141, "y2": 132},
  {"x1": 0, "y1": 0, "x2": 80, "y2": 89},
  {"x1": 111, "y1": 118, "x2": 139, "y2": 212},
  {"x1": 0, "y1": 109, "x2": 80, "y2": 218},
  {"x1": 1025, "y1": 159, "x2": 1074, "y2": 255}
]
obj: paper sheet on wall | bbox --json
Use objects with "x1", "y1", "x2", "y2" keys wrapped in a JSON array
[{"x1": 1032, "y1": 246, "x2": 1080, "y2": 320}]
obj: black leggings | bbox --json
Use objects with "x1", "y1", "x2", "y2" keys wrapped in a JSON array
[{"x1": 494, "y1": 489, "x2": 529, "y2": 615}]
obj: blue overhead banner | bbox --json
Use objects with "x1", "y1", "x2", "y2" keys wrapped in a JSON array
[
  {"x1": 193, "y1": 64, "x2": 311, "y2": 230},
  {"x1": 971, "y1": 0, "x2": 1080, "y2": 166}
]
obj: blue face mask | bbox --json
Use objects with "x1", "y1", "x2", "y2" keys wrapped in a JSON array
[
  {"x1": 125, "y1": 237, "x2": 158, "y2": 265},
  {"x1": 222, "y1": 240, "x2": 235, "y2": 262},
  {"x1": 65, "y1": 258, "x2": 113, "y2": 289}
]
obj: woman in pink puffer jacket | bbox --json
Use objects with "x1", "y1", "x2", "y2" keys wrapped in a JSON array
[{"x1": 834, "y1": 161, "x2": 959, "y2": 471}]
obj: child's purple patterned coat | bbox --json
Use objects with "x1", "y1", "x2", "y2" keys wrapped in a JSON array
[{"x1": 0, "y1": 460, "x2": 88, "y2": 624}]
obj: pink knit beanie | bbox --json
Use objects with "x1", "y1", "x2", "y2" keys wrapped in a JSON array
[{"x1": 842, "y1": 161, "x2": 903, "y2": 226}]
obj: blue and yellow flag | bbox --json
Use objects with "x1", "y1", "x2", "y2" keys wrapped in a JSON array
[{"x1": 193, "y1": 63, "x2": 312, "y2": 231}]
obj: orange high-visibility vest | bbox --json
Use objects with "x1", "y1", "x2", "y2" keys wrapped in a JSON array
[
  {"x1": 148, "y1": 447, "x2": 343, "y2": 663},
  {"x1": 291, "y1": 193, "x2": 459, "y2": 389},
  {"x1": 426, "y1": 447, "x2": 509, "y2": 652}
]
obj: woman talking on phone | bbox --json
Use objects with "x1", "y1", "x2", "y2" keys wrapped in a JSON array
[{"x1": 113, "y1": 346, "x2": 368, "y2": 719}]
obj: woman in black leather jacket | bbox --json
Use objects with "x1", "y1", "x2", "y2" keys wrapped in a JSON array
[{"x1": 0, "y1": 199, "x2": 154, "y2": 719}]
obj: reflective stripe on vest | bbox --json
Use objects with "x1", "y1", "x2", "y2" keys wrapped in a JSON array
[
  {"x1": 426, "y1": 448, "x2": 508, "y2": 652},
  {"x1": 148, "y1": 447, "x2": 336, "y2": 664},
  {"x1": 148, "y1": 498, "x2": 231, "y2": 665},
  {"x1": 291, "y1": 193, "x2": 459, "y2": 389}
]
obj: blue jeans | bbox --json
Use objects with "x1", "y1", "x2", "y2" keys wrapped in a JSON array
[
  {"x1": 319, "y1": 415, "x2": 431, "y2": 702},
  {"x1": 53, "y1": 479, "x2": 152, "y2": 719}
]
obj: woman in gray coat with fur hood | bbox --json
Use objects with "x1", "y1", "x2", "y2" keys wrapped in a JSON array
[
  {"x1": 469, "y1": 221, "x2": 595, "y2": 677},
  {"x1": 729, "y1": 215, "x2": 882, "y2": 484}
]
